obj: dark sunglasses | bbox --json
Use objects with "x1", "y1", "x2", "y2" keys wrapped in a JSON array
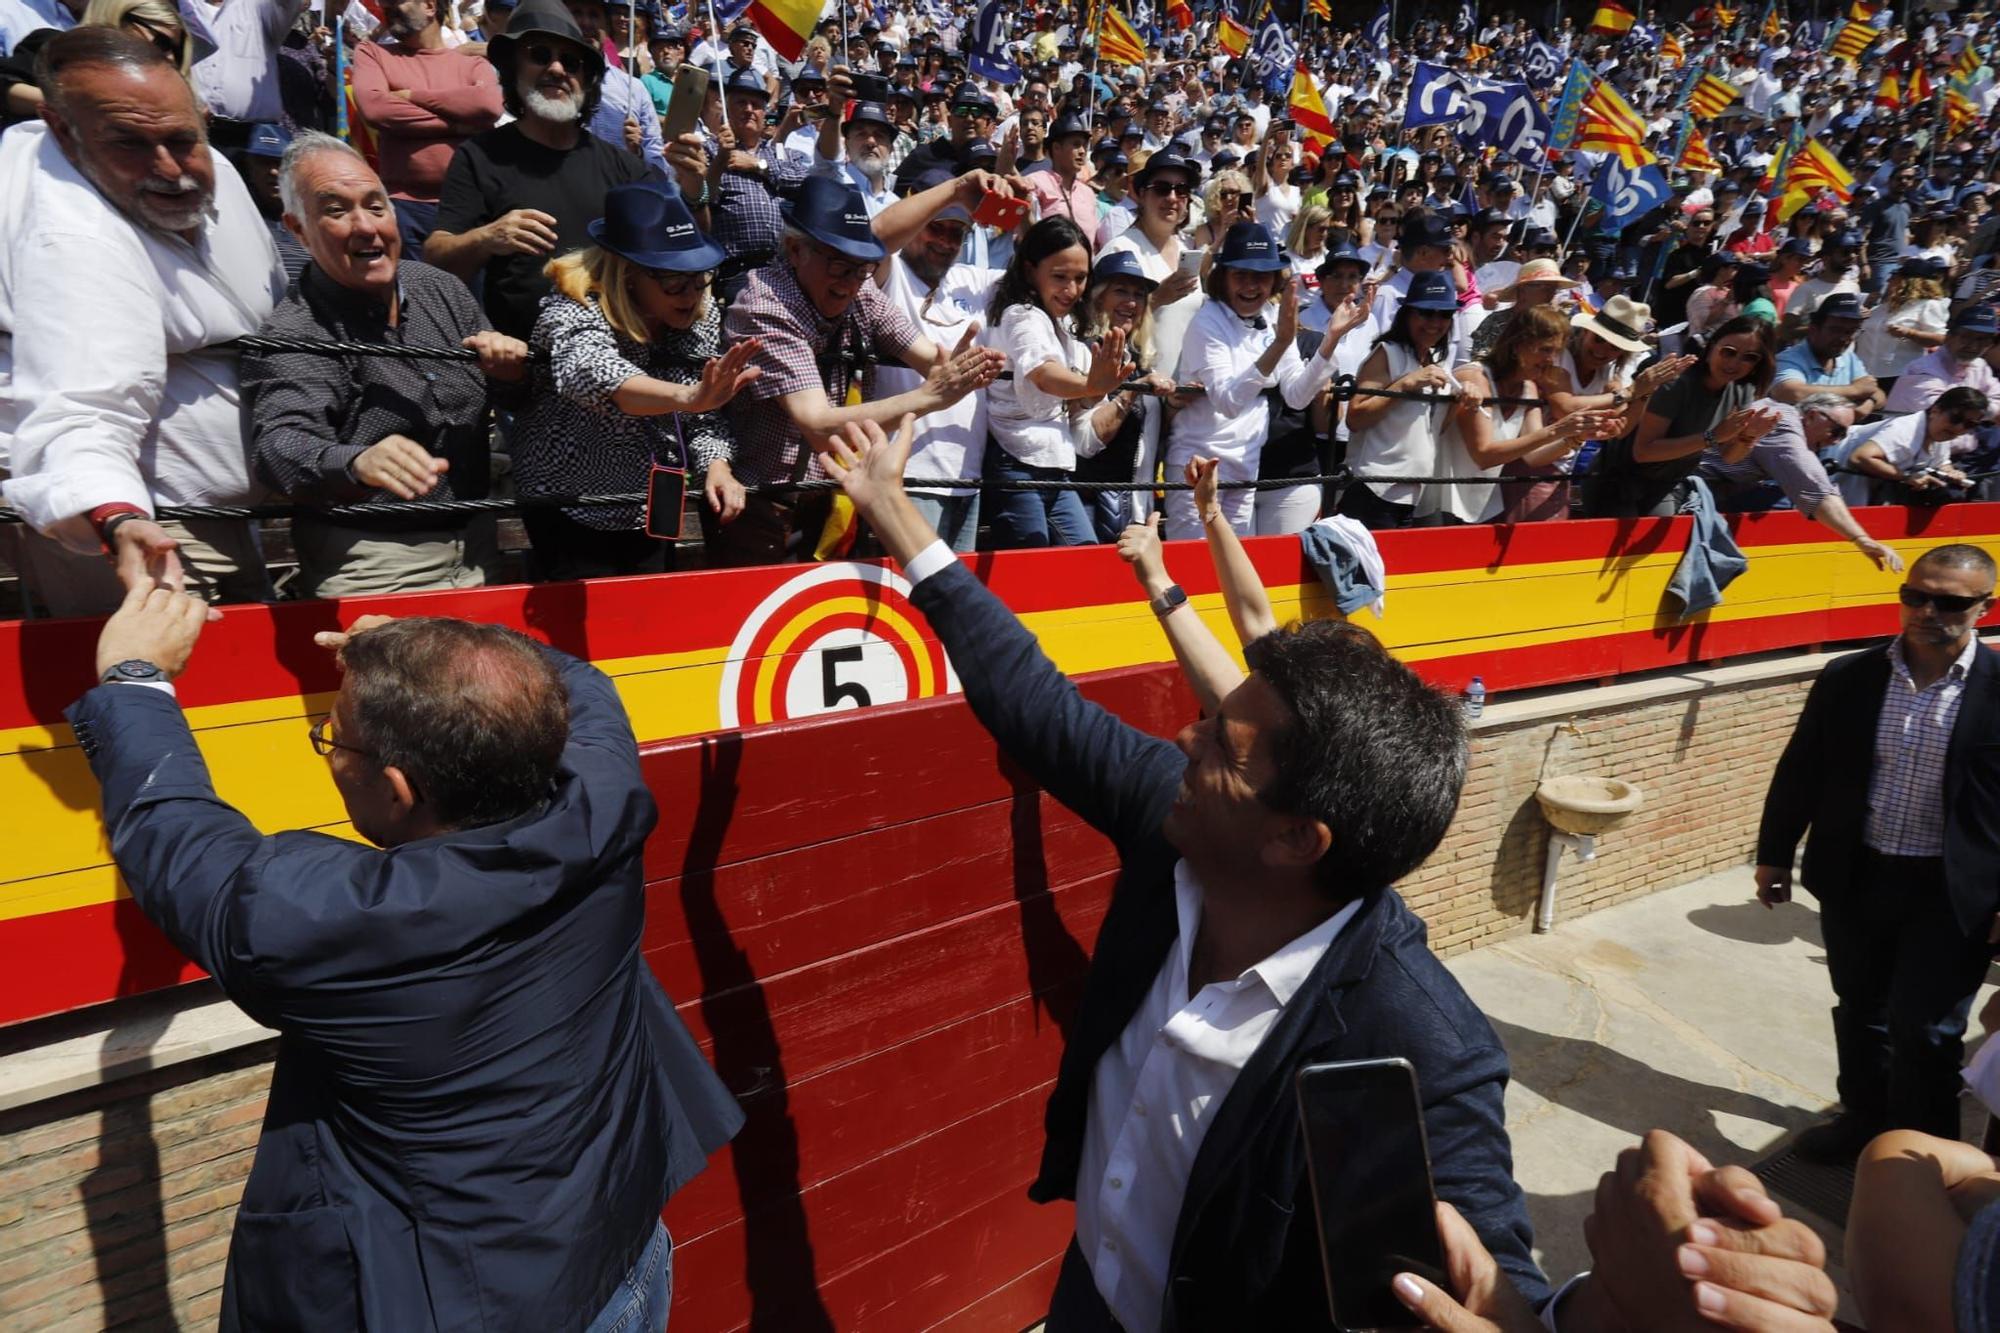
[
  {"x1": 520, "y1": 42, "x2": 584, "y2": 68},
  {"x1": 1899, "y1": 586, "x2": 1991, "y2": 613},
  {"x1": 1146, "y1": 181, "x2": 1193, "y2": 198}
]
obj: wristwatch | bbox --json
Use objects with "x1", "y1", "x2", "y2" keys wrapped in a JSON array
[
  {"x1": 1149, "y1": 584, "x2": 1188, "y2": 617},
  {"x1": 101, "y1": 659, "x2": 167, "y2": 686}
]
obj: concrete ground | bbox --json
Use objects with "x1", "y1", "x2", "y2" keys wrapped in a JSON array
[{"x1": 1449, "y1": 864, "x2": 2000, "y2": 1319}]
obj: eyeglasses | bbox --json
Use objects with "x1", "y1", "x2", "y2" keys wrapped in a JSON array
[
  {"x1": 923, "y1": 220, "x2": 971, "y2": 246},
  {"x1": 309, "y1": 715, "x2": 374, "y2": 760},
  {"x1": 520, "y1": 42, "x2": 583, "y2": 69},
  {"x1": 646, "y1": 267, "x2": 713, "y2": 294},
  {"x1": 1804, "y1": 409, "x2": 1848, "y2": 445},
  {"x1": 1898, "y1": 586, "x2": 1992, "y2": 614},
  {"x1": 810, "y1": 245, "x2": 878, "y2": 283},
  {"x1": 1713, "y1": 344, "x2": 1761, "y2": 363},
  {"x1": 1145, "y1": 181, "x2": 1193, "y2": 198}
]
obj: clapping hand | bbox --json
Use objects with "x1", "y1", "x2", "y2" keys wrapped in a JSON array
[
  {"x1": 1084, "y1": 328, "x2": 1135, "y2": 397},
  {"x1": 1557, "y1": 408, "x2": 1623, "y2": 442},
  {"x1": 1634, "y1": 354, "x2": 1698, "y2": 396},
  {"x1": 1272, "y1": 282, "x2": 1299, "y2": 349},
  {"x1": 923, "y1": 325, "x2": 1008, "y2": 409},
  {"x1": 679, "y1": 338, "x2": 763, "y2": 415}
]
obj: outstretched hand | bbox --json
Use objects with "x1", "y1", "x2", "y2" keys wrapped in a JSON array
[
  {"x1": 681, "y1": 338, "x2": 763, "y2": 415},
  {"x1": 312, "y1": 614, "x2": 397, "y2": 654},
  {"x1": 95, "y1": 580, "x2": 213, "y2": 680},
  {"x1": 1115, "y1": 512, "x2": 1170, "y2": 590},
  {"x1": 826, "y1": 414, "x2": 915, "y2": 516},
  {"x1": 1085, "y1": 327, "x2": 1135, "y2": 397}
]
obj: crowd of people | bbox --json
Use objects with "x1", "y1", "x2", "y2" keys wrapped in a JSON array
[{"x1": 3, "y1": 0, "x2": 1999, "y2": 611}]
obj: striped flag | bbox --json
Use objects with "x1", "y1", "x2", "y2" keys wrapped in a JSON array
[
  {"x1": 1830, "y1": 20, "x2": 1880, "y2": 62},
  {"x1": 1761, "y1": 0, "x2": 1782, "y2": 39},
  {"x1": 1097, "y1": 3, "x2": 1148, "y2": 66},
  {"x1": 1906, "y1": 65, "x2": 1932, "y2": 105},
  {"x1": 1776, "y1": 136, "x2": 1854, "y2": 220},
  {"x1": 1678, "y1": 120, "x2": 1723, "y2": 173},
  {"x1": 729, "y1": 0, "x2": 818, "y2": 60},
  {"x1": 1946, "y1": 80, "x2": 1978, "y2": 132},
  {"x1": 1577, "y1": 79, "x2": 1656, "y2": 166},
  {"x1": 1589, "y1": 2, "x2": 1635, "y2": 35},
  {"x1": 1688, "y1": 72, "x2": 1740, "y2": 118},
  {"x1": 1289, "y1": 57, "x2": 1337, "y2": 145},
  {"x1": 1847, "y1": 0, "x2": 1879, "y2": 19},
  {"x1": 1874, "y1": 70, "x2": 1900, "y2": 109},
  {"x1": 1713, "y1": 3, "x2": 1739, "y2": 29},
  {"x1": 1219, "y1": 13, "x2": 1251, "y2": 56},
  {"x1": 1308, "y1": 0, "x2": 1330, "y2": 19},
  {"x1": 1466, "y1": 41, "x2": 1493, "y2": 63},
  {"x1": 1953, "y1": 44, "x2": 1980, "y2": 81},
  {"x1": 1167, "y1": 0, "x2": 1193, "y2": 28},
  {"x1": 1662, "y1": 31, "x2": 1685, "y2": 65},
  {"x1": 1762, "y1": 122, "x2": 1804, "y2": 195}
]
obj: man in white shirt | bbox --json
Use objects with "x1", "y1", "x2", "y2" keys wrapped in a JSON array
[
  {"x1": 178, "y1": 0, "x2": 310, "y2": 149},
  {"x1": 0, "y1": 27, "x2": 281, "y2": 615},
  {"x1": 810, "y1": 97, "x2": 897, "y2": 217}
]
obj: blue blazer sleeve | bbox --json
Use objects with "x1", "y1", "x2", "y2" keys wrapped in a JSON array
[
  {"x1": 909, "y1": 560, "x2": 1184, "y2": 848},
  {"x1": 1756, "y1": 667, "x2": 1833, "y2": 869},
  {"x1": 538, "y1": 643, "x2": 643, "y2": 784},
  {"x1": 65, "y1": 685, "x2": 268, "y2": 992}
]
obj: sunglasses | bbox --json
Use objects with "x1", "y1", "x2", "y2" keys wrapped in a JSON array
[
  {"x1": 1216, "y1": 190, "x2": 1246, "y2": 203},
  {"x1": 1804, "y1": 409, "x2": 1848, "y2": 445},
  {"x1": 646, "y1": 267, "x2": 713, "y2": 294},
  {"x1": 923, "y1": 220, "x2": 971, "y2": 245},
  {"x1": 1898, "y1": 586, "x2": 1992, "y2": 614},
  {"x1": 520, "y1": 42, "x2": 585, "y2": 68},
  {"x1": 1145, "y1": 181, "x2": 1193, "y2": 198}
]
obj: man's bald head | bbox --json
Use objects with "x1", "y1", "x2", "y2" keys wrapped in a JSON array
[{"x1": 36, "y1": 26, "x2": 213, "y2": 236}]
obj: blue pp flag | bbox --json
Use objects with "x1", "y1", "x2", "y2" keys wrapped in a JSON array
[
  {"x1": 1403, "y1": 61, "x2": 1471, "y2": 128},
  {"x1": 1590, "y1": 156, "x2": 1671, "y2": 225},
  {"x1": 1466, "y1": 80, "x2": 1553, "y2": 157},
  {"x1": 1456, "y1": 0, "x2": 1476, "y2": 33},
  {"x1": 1366, "y1": 1, "x2": 1391, "y2": 51},
  {"x1": 966, "y1": 0, "x2": 1020, "y2": 84}
]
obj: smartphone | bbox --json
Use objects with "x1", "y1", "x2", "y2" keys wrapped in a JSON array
[
  {"x1": 645, "y1": 463, "x2": 687, "y2": 540},
  {"x1": 853, "y1": 72, "x2": 890, "y2": 104},
  {"x1": 1177, "y1": 246, "x2": 1206, "y2": 277},
  {"x1": 971, "y1": 190, "x2": 1030, "y2": 231},
  {"x1": 659, "y1": 66, "x2": 710, "y2": 144},
  {"x1": 1295, "y1": 1058, "x2": 1448, "y2": 1331}
]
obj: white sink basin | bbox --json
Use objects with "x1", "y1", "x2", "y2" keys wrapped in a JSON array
[{"x1": 1535, "y1": 776, "x2": 1644, "y2": 836}]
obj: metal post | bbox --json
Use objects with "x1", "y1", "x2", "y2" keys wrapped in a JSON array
[{"x1": 334, "y1": 8, "x2": 348, "y2": 141}]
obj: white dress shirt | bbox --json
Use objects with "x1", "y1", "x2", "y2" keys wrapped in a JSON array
[
  {"x1": 1167, "y1": 297, "x2": 1340, "y2": 472},
  {"x1": 875, "y1": 255, "x2": 1000, "y2": 496},
  {"x1": 1074, "y1": 861, "x2": 1360, "y2": 1333},
  {"x1": 0, "y1": 0, "x2": 71, "y2": 58},
  {"x1": 181, "y1": 0, "x2": 310, "y2": 122},
  {"x1": 1101, "y1": 226, "x2": 1203, "y2": 378},
  {"x1": 0, "y1": 122, "x2": 283, "y2": 551},
  {"x1": 984, "y1": 303, "x2": 1092, "y2": 469}
]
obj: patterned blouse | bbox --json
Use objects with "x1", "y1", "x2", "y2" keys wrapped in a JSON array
[{"x1": 516, "y1": 294, "x2": 733, "y2": 531}]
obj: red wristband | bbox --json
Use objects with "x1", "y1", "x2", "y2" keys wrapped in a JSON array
[{"x1": 87, "y1": 502, "x2": 148, "y2": 551}]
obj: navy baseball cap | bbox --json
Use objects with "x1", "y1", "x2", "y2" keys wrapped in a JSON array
[
  {"x1": 1816, "y1": 292, "x2": 1865, "y2": 321},
  {"x1": 723, "y1": 67, "x2": 769, "y2": 99},
  {"x1": 1093, "y1": 249, "x2": 1159, "y2": 292},
  {"x1": 1403, "y1": 270, "x2": 1460, "y2": 311},
  {"x1": 1318, "y1": 241, "x2": 1371, "y2": 272},
  {"x1": 1949, "y1": 304, "x2": 2000, "y2": 335},
  {"x1": 844, "y1": 100, "x2": 893, "y2": 132},
  {"x1": 245, "y1": 123, "x2": 291, "y2": 158},
  {"x1": 1215, "y1": 221, "x2": 1289, "y2": 272}
]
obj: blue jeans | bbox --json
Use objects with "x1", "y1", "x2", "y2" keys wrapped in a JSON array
[
  {"x1": 584, "y1": 1221, "x2": 673, "y2": 1333},
  {"x1": 392, "y1": 198, "x2": 439, "y2": 263},
  {"x1": 906, "y1": 491, "x2": 980, "y2": 553},
  {"x1": 983, "y1": 443, "x2": 1095, "y2": 549}
]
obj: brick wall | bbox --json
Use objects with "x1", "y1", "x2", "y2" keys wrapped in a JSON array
[
  {"x1": 0, "y1": 663, "x2": 1819, "y2": 1330},
  {"x1": 1407, "y1": 670, "x2": 1816, "y2": 957}
]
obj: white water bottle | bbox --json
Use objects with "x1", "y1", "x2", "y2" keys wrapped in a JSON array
[{"x1": 1463, "y1": 675, "x2": 1486, "y2": 722}]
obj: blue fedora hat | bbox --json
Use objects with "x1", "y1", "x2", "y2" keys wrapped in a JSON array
[
  {"x1": 1403, "y1": 270, "x2": 1460, "y2": 311},
  {"x1": 588, "y1": 183, "x2": 727, "y2": 272},
  {"x1": 1215, "y1": 221, "x2": 1288, "y2": 272},
  {"x1": 1400, "y1": 211, "x2": 1455, "y2": 251},
  {"x1": 1092, "y1": 249, "x2": 1159, "y2": 293},
  {"x1": 779, "y1": 174, "x2": 887, "y2": 263}
]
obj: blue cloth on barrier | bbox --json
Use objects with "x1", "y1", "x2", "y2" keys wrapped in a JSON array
[
  {"x1": 1298, "y1": 516, "x2": 1387, "y2": 616},
  {"x1": 1666, "y1": 475, "x2": 1747, "y2": 621}
]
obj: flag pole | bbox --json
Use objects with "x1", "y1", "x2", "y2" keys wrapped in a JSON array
[
  {"x1": 1559, "y1": 153, "x2": 1596, "y2": 256},
  {"x1": 333, "y1": 8, "x2": 348, "y2": 141}
]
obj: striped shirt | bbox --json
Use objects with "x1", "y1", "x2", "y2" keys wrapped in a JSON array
[{"x1": 1863, "y1": 636, "x2": 1977, "y2": 857}]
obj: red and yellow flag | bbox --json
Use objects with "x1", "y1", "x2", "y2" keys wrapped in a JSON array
[
  {"x1": 1946, "y1": 82, "x2": 1978, "y2": 132},
  {"x1": 1466, "y1": 42, "x2": 1493, "y2": 63},
  {"x1": 1762, "y1": 5, "x2": 1782, "y2": 39},
  {"x1": 1589, "y1": 2, "x2": 1636, "y2": 35},
  {"x1": 1577, "y1": 80, "x2": 1655, "y2": 166},
  {"x1": 1678, "y1": 122, "x2": 1723, "y2": 174},
  {"x1": 1775, "y1": 137, "x2": 1854, "y2": 220},
  {"x1": 1906, "y1": 65, "x2": 1932, "y2": 105},
  {"x1": 1289, "y1": 58, "x2": 1337, "y2": 146},
  {"x1": 1097, "y1": 4, "x2": 1148, "y2": 66},
  {"x1": 1309, "y1": 0, "x2": 1331, "y2": 19},
  {"x1": 1218, "y1": 14, "x2": 1250, "y2": 55},
  {"x1": 1954, "y1": 44, "x2": 1981, "y2": 81},
  {"x1": 1662, "y1": 31, "x2": 1685, "y2": 65},
  {"x1": 1688, "y1": 73, "x2": 1740, "y2": 118},
  {"x1": 1713, "y1": 4, "x2": 1739, "y2": 29},
  {"x1": 739, "y1": 0, "x2": 819, "y2": 61},
  {"x1": 1830, "y1": 21, "x2": 1881, "y2": 63},
  {"x1": 1874, "y1": 70, "x2": 1901, "y2": 109},
  {"x1": 1167, "y1": 0, "x2": 1193, "y2": 29},
  {"x1": 1847, "y1": 0, "x2": 1879, "y2": 19}
]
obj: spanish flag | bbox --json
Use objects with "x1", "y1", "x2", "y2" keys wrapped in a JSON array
[
  {"x1": 1776, "y1": 137, "x2": 1854, "y2": 220},
  {"x1": 1218, "y1": 14, "x2": 1250, "y2": 56},
  {"x1": 1289, "y1": 58, "x2": 1337, "y2": 146},
  {"x1": 1097, "y1": 4, "x2": 1148, "y2": 66},
  {"x1": 1662, "y1": 31, "x2": 1685, "y2": 65},
  {"x1": 1713, "y1": 4, "x2": 1739, "y2": 29},
  {"x1": 1678, "y1": 121, "x2": 1723, "y2": 174},
  {"x1": 1589, "y1": 2, "x2": 1635, "y2": 35},
  {"x1": 1847, "y1": 0, "x2": 1879, "y2": 18},
  {"x1": 1874, "y1": 70, "x2": 1900, "y2": 109},
  {"x1": 1906, "y1": 65, "x2": 1932, "y2": 105},
  {"x1": 1830, "y1": 21, "x2": 1880, "y2": 63},
  {"x1": 739, "y1": 0, "x2": 819, "y2": 61},
  {"x1": 1688, "y1": 73, "x2": 1740, "y2": 118},
  {"x1": 1577, "y1": 79, "x2": 1655, "y2": 166},
  {"x1": 1167, "y1": 0, "x2": 1193, "y2": 29}
]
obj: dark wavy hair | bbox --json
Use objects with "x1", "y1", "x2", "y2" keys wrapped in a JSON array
[
  {"x1": 987, "y1": 215, "x2": 1093, "y2": 324},
  {"x1": 1694, "y1": 314, "x2": 1777, "y2": 393},
  {"x1": 1244, "y1": 618, "x2": 1467, "y2": 896},
  {"x1": 340, "y1": 619, "x2": 570, "y2": 831}
]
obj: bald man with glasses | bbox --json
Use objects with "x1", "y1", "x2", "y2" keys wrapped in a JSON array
[{"x1": 1758, "y1": 543, "x2": 2000, "y2": 1162}]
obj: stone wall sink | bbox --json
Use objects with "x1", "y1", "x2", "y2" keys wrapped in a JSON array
[{"x1": 1535, "y1": 776, "x2": 1644, "y2": 836}]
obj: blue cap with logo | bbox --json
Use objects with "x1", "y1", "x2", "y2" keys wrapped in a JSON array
[
  {"x1": 589, "y1": 182, "x2": 727, "y2": 272},
  {"x1": 245, "y1": 123, "x2": 291, "y2": 159},
  {"x1": 1215, "y1": 221, "x2": 1289, "y2": 272},
  {"x1": 1403, "y1": 270, "x2": 1461, "y2": 311},
  {"x1": 779, "y1": 174, "x2": 887, "y2": 262},
  {"x1": 1093, "y1": 249, "x2": 1160, "y2": 293}
]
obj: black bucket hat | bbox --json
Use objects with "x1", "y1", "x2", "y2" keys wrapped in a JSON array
[{"x1": 487, "y1": 0, "x2": 603, "y2": 77}]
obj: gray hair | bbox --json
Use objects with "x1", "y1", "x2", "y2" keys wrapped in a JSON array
[
  {"x1": 277, "y1": 130, "x2": 365, "y2": 220},
  {"x1": 1796, "y1": 392, "x2": 1851, "y2": 417}
]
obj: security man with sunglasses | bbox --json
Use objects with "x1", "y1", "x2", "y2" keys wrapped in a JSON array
[{"x1": 1758, "y1": 542, "x2": 2000, "y2": 1162}]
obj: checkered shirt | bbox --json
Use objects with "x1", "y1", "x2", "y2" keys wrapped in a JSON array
[
  {"x1": 1863, "y1": 635, "x2": 1977, "y2": 857},
  {"x1": 721, "y1": 261, "x2": 921, "y2": 488},
  {"x1": 702, "y1": 136, "x2": 812, "y2": 262}
]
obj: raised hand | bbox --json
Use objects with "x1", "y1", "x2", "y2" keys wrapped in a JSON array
[
  {"x1": 925, "y1": 325, "x2": 1008, "y2": 409},
  {"x1": 94, "y1": 580, "x2": 212, "y2": 681},
  {"x1": 1634, "y1": 354, "x2": 1698, "y2": 396},
  {"x1": 1084, "y1": 327, "x2": 1134, "y2": 397},
  {"x1": 1273, "y1": 281, "x2": 1299, "y2": 349},
  {"x1": 1184, "y1": 456, "x2": 1221, "y2": 522},
  {"x1": 1115, "y1": 512, "x2": 1169, "y2": 589},
  {"x1": 826, "y1": 414, "x2": 915, "y2": 515},
  {"x1": 681, "y1": 338, "x2": 763, "y2": 414},
  {"x1": 108, "y1": 519, "x2": 185, "y2": 597}
]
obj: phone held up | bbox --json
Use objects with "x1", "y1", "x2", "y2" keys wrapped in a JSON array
[{"x1": 1295, "y1": 1057, "x2": 1448, "y2": 1331}]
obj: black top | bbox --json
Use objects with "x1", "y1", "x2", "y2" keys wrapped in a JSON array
[
  {"x1": 1652, "y1": 244, "x2": 1712, "y2": 329},
  {"x1": 1583, "y1": 367, "x2": 1751, "y2": 519},
  {"x1": 437, "y1": 125, "x2": 658, "y2": 340}
]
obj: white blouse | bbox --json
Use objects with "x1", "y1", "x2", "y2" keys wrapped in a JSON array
[
  {"x1": 1165, "y1": 297, "x2": 1340, "y2": 478},
  {"x1": 983, "y1": 303, "x2": 1092, "y2": 470}
]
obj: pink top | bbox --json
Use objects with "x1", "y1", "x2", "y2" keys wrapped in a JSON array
[{"x1": 350, "y1": 43, "x2": 504, "y2": 202}]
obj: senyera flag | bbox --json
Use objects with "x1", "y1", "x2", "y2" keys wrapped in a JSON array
[
  {"x1": 1677, "y1": 120, "x2": 1723, "y2": 174},
  {"x1": 1577, "y1": 79, "x2": 1655, "y2": 167},
  {"x1": 1687, "y1": 72, "x2": 1740, "y2": 118},
  {"x1": 1776, "y1": 137, "x2": 1854, "y2": 221},
  {"x1": 1097, "y1": 4, "x2": 1148, "y2": 67},
  {"x1": 1830, "y1": 20, "x2": 1881, "y2": 63},
  {"x1": 1589, "y1": 2, "x2": 1635, "y2": 35},
  {"x1": 1289, "y1": 58, "x2": 1337, "y2": 145},
  {"x1": 1905, "y1": 64, "x2": 1932, "y2": 106}
]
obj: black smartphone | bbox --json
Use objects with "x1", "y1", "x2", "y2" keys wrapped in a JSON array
[
  {"x1": 853, "y1": 71, "x2": 890, "y2": 104},
  {"x1": 645, "y1": 463, "x2": 687, "y2": 540},
  {"x1": 1295, "y1": 1058, "x2": 1448, "y2": 1331}
]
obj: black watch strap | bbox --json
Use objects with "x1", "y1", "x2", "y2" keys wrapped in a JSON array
[
  {"x1": 1149, "y1": 584, "x2": 1188, "y2": 617},
  {"x1": 101, "y1": 659, "x2": 168, "y2": 685}
]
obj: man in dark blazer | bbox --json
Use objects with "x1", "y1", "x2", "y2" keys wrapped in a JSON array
[
  {"x1": 71, "y1": 587, "x2": 743, "y2": 1330},
  {"x1": 1758, "y1": 542, "x2": 2000, "y2": 1161}
]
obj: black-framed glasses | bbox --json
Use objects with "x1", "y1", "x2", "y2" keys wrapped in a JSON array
[
  {"x1": 1804, "y1": 409, "x2": 1848, "y2": 445},
  {"x1": 811, "y1": 244, "x2": 878, "y2": 283},
  {"x1": 646, "y1": 267, "x2": 714, "y2": 295},
  {"x1": 922, "y1": 219, "x2": 971, "y2": 247},
  {"x1": 1899, "y1": 586, "x2": 1992, "y2": 614},
  {"x1": 309, "y1": 715, "x2": 375, "y2": 760},
  {"x1": 520, "y1": 42, "x2": 583, "y2": 69},
  {"x1": 1146, "y1": 181, "x2": 1193, "y2": 198}
]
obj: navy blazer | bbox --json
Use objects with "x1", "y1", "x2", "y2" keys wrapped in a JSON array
[
  {"x1": 66, "y1": 650, "x2": 743, "y2": 1332},
  {"x1": 908, "y1": 561, "x2": 1547, "y2": 1330},
  {"x1": 1758, "y1": 637, "x2": 2000, "y2": 939}
]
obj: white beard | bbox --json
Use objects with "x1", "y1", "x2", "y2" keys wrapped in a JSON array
[{"x1": 519, "y1": 72, "x2": 583, "y2": 125}]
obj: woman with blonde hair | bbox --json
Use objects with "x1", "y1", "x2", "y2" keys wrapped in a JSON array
[
  {"x1": 1285, "y1": 202, "x2": 1332, "y2": 305},
  {"x1": 81, "y1": 0, "x2": 194, "y2": 72},
  {"x1": 1855, "y1": 256, "x2": 1950, "y2": 388},
  {"x1": 1191, "y1": 167, "x2": 1252, "y2": 251},
  {"x1": 516, "y1": 184, "x2": 761, "y2": 579}
]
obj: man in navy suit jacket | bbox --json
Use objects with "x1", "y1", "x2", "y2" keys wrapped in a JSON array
[{"x1": 71, "y1": 591, "x2": 742, "y2": 1330}]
